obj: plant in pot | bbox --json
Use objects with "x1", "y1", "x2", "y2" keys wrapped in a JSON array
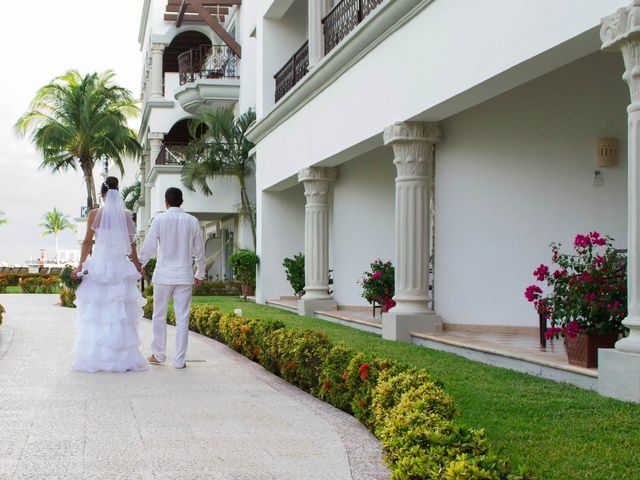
[
  {"x1": 359, "y1": 260, "x2": 395, "y2": 313},
  {"x1": 525, "y1": 231, "x2": 628, "y2": 368},
  {"x1": 230, "y1": 249, "x2": 259, "y2": 301},
  {"x1": 283, "y1": 253, "x2": 305, "y2": 298}
]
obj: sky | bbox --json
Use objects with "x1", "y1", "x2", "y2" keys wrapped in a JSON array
[{"x1": 0, "y1": 0, "x2": 144, "y2": 264}]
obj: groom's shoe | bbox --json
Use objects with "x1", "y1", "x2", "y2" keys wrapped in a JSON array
[
  {"x1": 174, "y1": 362, "x2": 187, "y2": 369},
  {"x1": 147, "y1": 354, "x2": 163, "y2": 365}
]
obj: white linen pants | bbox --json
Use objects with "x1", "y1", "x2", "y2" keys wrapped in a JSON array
[{"x1": 151, "y1": 283, "x2": 193, "y2": 368}]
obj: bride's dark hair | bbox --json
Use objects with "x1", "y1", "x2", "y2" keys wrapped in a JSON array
[{"x1": 101, "y1": 176, "x2": 119, "y2": 197}]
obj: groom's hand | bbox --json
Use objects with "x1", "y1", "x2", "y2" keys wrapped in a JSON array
[{"x1": 194, "y1": 278, "x2": 203, "y2": 288}]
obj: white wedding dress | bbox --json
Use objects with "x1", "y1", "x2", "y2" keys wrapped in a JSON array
[{"x1": 71, "y1": 190, "x2": 147, "y2": 373}]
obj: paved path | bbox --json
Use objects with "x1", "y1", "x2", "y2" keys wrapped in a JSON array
[{"x1": 0, "y1": 294, "x2": 389, "y2": 480}]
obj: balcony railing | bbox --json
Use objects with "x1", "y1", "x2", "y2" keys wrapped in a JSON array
[
  {"x1": 155, "y1": 143, "x2": 190, "y2": 166},
  {"x1": 178, "y1": 44, "x2": 239, "y2": 86},
  {"x1": 323, "y1": 0, "x2": 385, "y2": 54},
  {"x1": 274, "y1": 40, "x2": 309, "y2": 103}
]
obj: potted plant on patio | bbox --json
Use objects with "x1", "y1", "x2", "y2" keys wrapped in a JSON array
[
  {"x1": 230, "y1": 249, "x2": 259, "y2": 300},
  {"x1": 359, "y1": 260, "x2": 395, "y2": 313},
  {"x1": 282, "y1": 253, "x2": 305, "y2": 298},
  {"x1": 525, "y1": 231, "x2": 628, "y2": 368}
]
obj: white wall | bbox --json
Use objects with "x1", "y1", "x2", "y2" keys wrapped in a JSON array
[
  {"x1": 256, "y1": 184, "x2": 305, "y2": 302},
  {"x1": 331, "y1": 147, "x2": 395, "y2": 306},
  {"x1": 239, "y1": 0, "x2": 258, "y2": 114},
  {"x1": 253, "y1": 0, "x2": 627, "y2": 192},
  {"x1": 435, "y1": 52, "x2": 628, "y2": 327}
]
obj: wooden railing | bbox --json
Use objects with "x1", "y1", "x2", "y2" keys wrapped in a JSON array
[
  {"x1": 323, "y1": 0, "x2": 385, "y2": 54},
  {"x1": 155, "y1": 143, "x2": 190, "y2": 166},
  {"x1": 274, "y1": 41, "x2": 309, "y2": 102},
  {"x1": 178, "y1": 44, "x2": 239, "y2": 85}
]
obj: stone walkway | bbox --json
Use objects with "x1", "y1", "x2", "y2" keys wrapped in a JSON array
[{"x1": 0, "y1": 294, "x2": 389, "y2": 480}]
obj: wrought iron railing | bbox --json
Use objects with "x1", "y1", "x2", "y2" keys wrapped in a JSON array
[
  {"x1": 274, "y1": 41, "x2": 309, "y2": 102},
  {"x1": 178, "y1": 44, "x2": 239, "y2": 85},
  {"x1": 322, "y1": 0, "x2": 385, "y2": 54},
  {"x1": 155, "y1": 143, "x2": 190, "y2": 166}
]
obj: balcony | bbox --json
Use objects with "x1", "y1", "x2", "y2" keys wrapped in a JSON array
[
  {"x1": 323, "y1": 0, "x2": 385, "y2": 54},
  {"x1": 274, "y1": 41, "x2": 309, "y2": 102},
  {"x1": 174, "y1": 44, "x2": 240, "y2": 113},
  {"x1": 155, "y1": 143, "x2": 189, "y2": 166}
]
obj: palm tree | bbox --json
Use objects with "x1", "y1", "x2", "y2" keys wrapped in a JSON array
[
  {"x1": 15, "y1": 70, "x2": 142, "y2": 210},
  {"x1": 121, "y1": 180, "x2": 141, "y2": 212},
  {"x1": 0, "y1": 211, "x2": 7, "y2": 226},
  {"x1": 181, "y1": 108, "x2": 257, "y2": 246},
  {"x1": 40, "y1": 208, "x2": 76, "y2": 263}
]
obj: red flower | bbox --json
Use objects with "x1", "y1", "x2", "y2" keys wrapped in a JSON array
[
  {"x1": 371, "y1": 271, "x2": 382, "y2": 280},
  {"x1": 358, "y1": 363, "x2": 370, "y2": 380},
  {"x1": 340, "y1": 370, "x2": 349, "y2": 381},
  {"x1": 524, "y1": 285, "x2": 543, "y2": 302},
  {"x1": 240, "y1": 326, "x2": 250, "y2": 334},
  {"x1": 358, "y1": 400, "x2": 366, "y2": 408},
  {"x1": 322, "y1": 381, "x2": 331, "y2": 391},
  {"x1": 533, "y1": 264, "x2": 549, "y2": 281}
]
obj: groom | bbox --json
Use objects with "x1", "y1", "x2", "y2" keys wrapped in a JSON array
[{"x1": 139, "y1": 187, "x2": 205, "y2": 369}]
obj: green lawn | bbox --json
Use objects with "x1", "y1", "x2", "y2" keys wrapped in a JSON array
[{"x1": 192, "y1": 296, "x2": 640, "y2": 480}]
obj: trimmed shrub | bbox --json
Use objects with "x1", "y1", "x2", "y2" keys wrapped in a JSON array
[
  {"x1": 190, "y1": 304, "x2": 224, "y2": 340},
  {"x1": 0, "y1": 279, "x2": 7, "y2": 293},
  {"x1": 59, "y1": 287, "x2": 76, "y2": 308},
  {"x1": 282, "y1": 253, "x2": 305, "y2": 297},
  {"x1": 193, "y1": 280, "x2": 242, "y2": 296},
  {"x1": 315, "y1": 343, "x2": 358, "y2": 413},
  {"x1": 142, "y1": 296, "x2": 176, "y2": 326},
  {"x1": 0, "y1": 304, "x2": 4, "y2": 325}
]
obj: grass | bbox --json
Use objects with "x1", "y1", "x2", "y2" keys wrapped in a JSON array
[{"x1": 192, "y1": 296, "x2": 640, "y2": 480}]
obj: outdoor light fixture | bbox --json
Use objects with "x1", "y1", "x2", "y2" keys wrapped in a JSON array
[{"x1": 597, "y1": 138, "x2": 618, "y2": 167}]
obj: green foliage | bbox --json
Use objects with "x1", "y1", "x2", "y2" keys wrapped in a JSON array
[
  {"x1": 359, "y1": 259, "x2": 396, "y2": 312},
  {"x1": 15, "y1": 69, "x2": 141, "y2": 209},
  {"x1": 39, "y1": 208, "x2": 76, "y2": 237},
  {"x1": 282, "y1": 253, "x2": 305, "y2": 297},
  {"x1": 0, "y1": 304, "x2": 4, "y2": 325},
  {"x1": 0, "y1": 279, "x2": 7, "y2": 294},
  {"x1": 60, "y1": 265, "x2": 81, "y2": 290},
  {"x1": 189, "y1": 304, "x2": 224, "y2": 340},
  {"x1": 19, "y1": 276, "x2": 60, "y2": 294},
  {"x1": 192, "y1": 280, "x2": 241, "y2": 296},
  {"x1": 229, "y1": 249, "x2": 259, "y2": 288},
  {"x1": 121, "y1": 180, "x2": 141, "y2": 212},
  {"x1": 315, "y1": 343, "x2": 358, "y2": 412},
  {"x1": 59, "y1": 286, "x2": 77, "y2": 308},
  {"x1": 143, "y1": 258, "x2": 157, "y2": 281}
]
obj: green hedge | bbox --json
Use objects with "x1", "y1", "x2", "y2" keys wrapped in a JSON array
[
  {"x1": 0, "y1": 272, "x2": 58, "y2": 287},
  {"x1": 143, "y1": 298, "x2": 528, "y2": 479},
  {"x1": 0, "y1": 304, "x2": 4, "y2": 325}
]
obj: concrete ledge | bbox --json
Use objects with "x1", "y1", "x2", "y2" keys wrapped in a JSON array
[
  {"x1": 314, "y1": 311, "x2": 383, "y2": 335},
  {"x1": 265, "y1": 299, "x2": 298, "y2": 313},
  {"x1": 411, "y1": 333, "x2": 597, "y2": 391},
  {"x1": 598, "y1": 348, "x2": 640, "y2": 403}
]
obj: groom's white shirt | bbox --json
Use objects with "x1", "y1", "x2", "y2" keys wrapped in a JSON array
[{"x1": 139, "y1": 207, "x2": 205, "y2": 285}]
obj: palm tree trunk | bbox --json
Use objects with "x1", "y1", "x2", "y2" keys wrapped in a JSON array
[
  {"x1": 238, "y1": 177, "x2": 256, "y2": 248},
  {"x1": 81, "y1": 160, "x2": 97, "y2": 209},
  {"x1": 55, "y1": 234, "x2": 59, "y2": 264}
]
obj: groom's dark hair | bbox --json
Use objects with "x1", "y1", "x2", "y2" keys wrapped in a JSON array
[{"x1": 165, "y1": 187, "x2": 183, "y2": 207}]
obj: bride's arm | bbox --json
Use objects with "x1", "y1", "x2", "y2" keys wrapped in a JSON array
[{"x1": 73, "y1": 209, "x2": 97, "y2": 278}]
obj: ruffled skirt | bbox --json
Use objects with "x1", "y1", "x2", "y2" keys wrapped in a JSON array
[{"x1": 71, "y1": 253, "x2": 147, "y2": 373}]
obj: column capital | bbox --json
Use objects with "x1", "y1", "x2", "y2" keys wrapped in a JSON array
[
  {"x1": 383, "y1": 122, "x2": 442, "y2": 146},
  {"x1": 151, "y1": 42, "x2": 166, "y2": 53},
  {"x1": 298, "y1": 166, "x2": 338, "y2": 184},
  {"x1": 148, "y1": 132, "x2": 165, "y2": 142},
  {"x1": 602, "y1": 2, "x2": 640, "y2": 104}
]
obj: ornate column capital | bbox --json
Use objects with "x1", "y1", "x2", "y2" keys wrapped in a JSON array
[
  {"x1": 298, "y1": 166, "x2": 339, "y2": 183},
  {"x1": 602, "y1": 2, "x2": 640, "y2": 104},
  {"x1": 383, "y1": 121, "x2": 442, "y2": 146},
  {"x1": 151, "y1": 43, "x2": 166, "y2": 54}
]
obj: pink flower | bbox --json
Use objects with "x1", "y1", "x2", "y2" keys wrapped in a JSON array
[
  {"x1": 553, "y1": 269, "x2": 567, "y2": 279},
  {"x1": 583, "y1": 293, "x2": 596, "y2": 302},
  {"x1": 589, "y1": 231, "x2": 607, "y2": 246},
  {"x1": 595, "y1": 255, "x2": 605, "y2": 266},
  {"x1": 371, "y1": 271, "x2": 382, "y2": 280},
  {"x1": 574, "y1": 234, "x2": 591, "y2": 248},
  {"x1": 533, "y1": 264, "x2": 549, "y2": 281},
  {"x1": 565, "y1": 321, "x2": 580, "y2": 339},
  {"x1": 524, "y1": 285, "x2": 543, "y2": 302}
]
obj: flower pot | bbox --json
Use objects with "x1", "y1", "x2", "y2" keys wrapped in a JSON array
[
  {"x1": 242, "y1": 285, "x2": 255, "y2": 297},
  {"x1": 563, "y1": 332, "x2": 619, "y2": 368}
]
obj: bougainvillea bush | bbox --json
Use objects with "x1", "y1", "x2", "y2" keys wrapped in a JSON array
[
  {"x1": 359, "y1": 259, "x2": 396, "y2": 312},
  {"x1": 525, "y1": 231, "x2": 627, "y2": 340}
]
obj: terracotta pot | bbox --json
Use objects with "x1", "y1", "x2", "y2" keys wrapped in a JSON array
[
  {"x1": 564, "y1": 332, "x2": 619, "y2": 368},
  {"x1": 242, "y1": 285, "x2": 255, "y2": 297}
]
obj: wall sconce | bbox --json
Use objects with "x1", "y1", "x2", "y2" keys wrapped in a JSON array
[{"x1": 597, "y1": 138, "x2": 618, "y2": 167}]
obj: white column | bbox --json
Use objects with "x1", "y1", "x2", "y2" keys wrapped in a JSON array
[
  {"x1": 298, "y1": 167, "x2": 338, "y2": 315},
  {"x1": 382, "y1": 121, "x2": 443, "y2": 340},
  {"x1": 148, "y1": 133, "x2": 164, "y2": 166},
  {"x1": 308, "y1": 0, "x2": 324, "y2": 68},
  {"x1": 150, "y1": 43, "x2": 165, "y2": 100},
  {"x1": 599, "y1": 1, "x2": 640, "y2": 403}
]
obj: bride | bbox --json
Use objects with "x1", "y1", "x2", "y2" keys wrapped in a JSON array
[{"x1": 71, "y1": 176, "x2": 147, "y2": 373}]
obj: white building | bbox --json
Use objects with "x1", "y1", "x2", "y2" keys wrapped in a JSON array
[
  {"x1": 243, "y1": 0, "x2": 640, "y2": 402},
  {"x1": 136, "y1": 0, "x2": 257, "y2": 280}
]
